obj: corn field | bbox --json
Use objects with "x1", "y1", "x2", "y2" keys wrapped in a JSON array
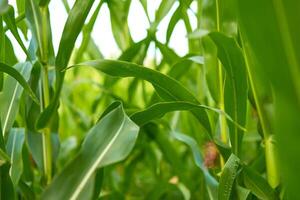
[{"x1": 0, "y1": 0, "x2": 299, "y2": 199}]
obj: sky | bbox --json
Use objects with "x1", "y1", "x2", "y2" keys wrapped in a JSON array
[{"x1": 8, "y1": 0, "x2": 198, "y2": 61}]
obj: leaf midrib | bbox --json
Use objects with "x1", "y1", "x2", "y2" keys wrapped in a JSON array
[{"x1": 69, "y1": 115, "x2": 126, "y2": 200}]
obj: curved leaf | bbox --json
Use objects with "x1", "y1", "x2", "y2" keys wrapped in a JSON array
[
  {"x1": 0, "y1": 62, "x2": 38, "y2": 104},
  {"x1": 69, "y1": 59, "x2": 212, "y2": 136},
  {"x1": 42, "y1": 102, "x2": 139, "y2": 200},
  {"x1": 0, "y1": 62, "x2": 38, "y2": 135},
  {"x1": 242, "y1": 166, "x2": 276, "y2": 200},
  {"x1": 131, "y1": 101, "x2": 246, "y2": 131},
  {"x1": 3, "y1": 6, "x2": 30, "y2": 59}
]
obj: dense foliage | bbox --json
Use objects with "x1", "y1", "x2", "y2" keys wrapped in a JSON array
[{"x1": 0, "y1": 0, "x2": 299, "y2": 199}]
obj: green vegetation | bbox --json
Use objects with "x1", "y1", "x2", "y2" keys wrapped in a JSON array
[{"x1": 0, "y1": 0, "x2": 299, "y2": 199}]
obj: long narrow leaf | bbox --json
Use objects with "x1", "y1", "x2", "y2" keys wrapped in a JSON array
[{"x1": 69, "y1": 60, "x2": 212, "y2": 136}]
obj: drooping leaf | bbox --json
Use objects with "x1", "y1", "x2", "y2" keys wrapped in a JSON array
[
  {"x1": 42, "y1": 102, "x2": 139, "y2": 200},
  {"x1": 131, "y1": 101, "x2": 245, "y2": 131},
  {"x1": 70, "y1": 59, "x2": 212, "y2": 136},
  {"x1": 0, "y1": 62, "x2": 38, "y2": 103},
  {"x1": 242, "y1": 166, "x2": 276, "y2": 200},
  {"x1": 3, "y1": 6, "x2": 30, "y2": 59},
  {"x1": 0, "y1": 62, "x2": 37, "y2": 135}
]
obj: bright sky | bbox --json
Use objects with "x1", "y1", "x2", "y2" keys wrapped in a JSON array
[{"x1": 9, "y1": 0, "x2": 198, "y2": 61}]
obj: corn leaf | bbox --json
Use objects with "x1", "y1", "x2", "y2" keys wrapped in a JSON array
[
  {"x1": 218, "y1": 154, "x2": 240, "y2": 200},
  {"x1": 5, "y1": 128, "x2": 25, "y2": 186},
  {"x1": 70, "y1": 59, "x2": 212, "y2": 136},
  {"x1": 237, "y1": 0, "x2": 300, "y2": 194},
  {"x1": 42, "y1": 102, "x2": 139, "y2": 200},
  {"x1": 208, "y1": 32, "x2": 248, "y2": 155},
  {"x1": 0, "y1": 62, "x2": 37, "y2": 135}
]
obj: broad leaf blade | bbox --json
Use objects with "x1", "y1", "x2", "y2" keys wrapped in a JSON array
[
  {"x1": 6, "y1": 128, "x2": 25, "y2": 186},
  {"x1": 0, "y1": 62, "x2": 36, "y2": 135},
  {"x1": 42, "y1": 102, "x2": 139, "y2": 200}
]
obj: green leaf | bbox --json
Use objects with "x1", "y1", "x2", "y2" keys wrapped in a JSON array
[
  {"x1": 0, "y1": 62, "x2": 38, "y2": 104},
  {"x1": 131, "y1": 101, "x2": 246, "y2": 131},
  {"x1": 218, "y1": 154, "x2": 240, "y2": 200},
  {"x1": 6, "y1": 128, "x2": 25, "y2": 186},
  {"x1": 242, "y1": 166, "x2": 276, "y2": 200},
  {"x1": 235, "y1": 185, "x2": 250, "y2": 200},
  {"x1": 35, "y1": 0, "x2": 95, "y2": 130},
  {"x1": 166, "y1": 6, "x2": 181, "y2": 43},
  {"x1": 202, "y1": 35, "x2": 219, "y2": 104},
  {"x1": 0, "y1": 16, "x2": 5, "y2": 91},
  {"x1": 170, "y1": 131, "x2": 218, "y2": 200},
  {"x1": 0, "y1": 148, "x2": 10, "y2": 166},
  {"x1": 3, "y1": 35, "x2": 18, "y2": 66},
  {"x1": 155, "y1": 0, "x2": 176, "y2": 25},
  {"x1": 42, "y1": 102, "x2": 139, "y2": 200},
  {"x1": 155, "y1": 41, "x2": 180, "y2": 65},
  {"x1": 208, "y1": 32, "x2": 248, "y2": 155},
  {"x1": 56, "y1": 0, "x2": 95, "y2": 70},
  {"x1": 74, "y1": 1, "x2": 104, "y2": 63},
  {"x1": 0, "y1": 0, "x2": 9, "y2": 15},
  {"x1": 236, "y1": 0, "x2": 299, "y2": 191},
  {"x1": 70, "y1": 59, "x2": 212, "y2": 136},
  {"x1": 3, "y1": 6, "x2": 30, "y2": 59},
  {"x1": 107, "y1": 0, "x2": 132, "y2": 50},
  {"x1": 0, "y1": 164, "x2": 16, "y2": 200},
  {"x1": 0, "y1": 62, "x2": 38, "y2": 135},
  {"x1": 26, "y1": 0, "x2": 55, "y2": 63}
]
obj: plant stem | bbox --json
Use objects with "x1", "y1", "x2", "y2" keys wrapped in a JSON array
[
  {"x1": 242, "y1": 40, "x2": 279, "y2": 188},
  {"x1": 216, "y1": 0, "x2": 228, "y2": 165},
  {"x1": 42, "y1": 66, "x2": 52, "y2": 184}
]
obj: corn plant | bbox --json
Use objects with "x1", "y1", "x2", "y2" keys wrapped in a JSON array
[{"x1": 0, "y1": 0, "x2": 299, "y2": 199}]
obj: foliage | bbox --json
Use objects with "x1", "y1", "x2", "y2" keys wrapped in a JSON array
[{"x1": 0, "y1": 0, "x2": 298, "y2": 199}]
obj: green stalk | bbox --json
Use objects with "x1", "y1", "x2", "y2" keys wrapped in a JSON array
[
  {"x1": 181, "y1": 4, "x2": 197, "y2": 52},
  {"x1": 39, "y1": 6, "x2": 52, "y2": 184},
  {"x1": 42, "y1": 66, "x2": 52, "y2": 184},
  {"x1": 216, "y1": 0, "x2": 228, "y2": 156},
  {"x1": 242, "y1": 40, "x2": 279, "y2": 188},
  {"x1": 0, "y1": 16, "x2": 4, "y2": 91}
]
